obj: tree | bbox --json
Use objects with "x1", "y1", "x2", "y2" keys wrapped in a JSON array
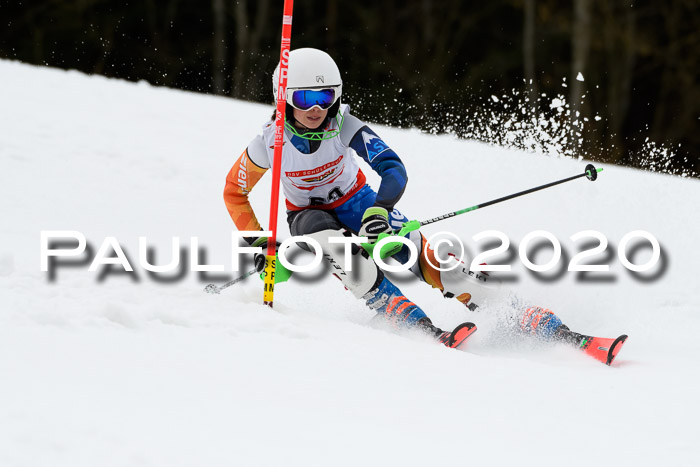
[
  {"x1": 570, "y1": 0, "x2": 591, "y2": 118},
  {"x1": 231, "y1": 0, "x2": 270, "y2": 99},
  {"x1": 523, "y1": 0, "x2": 538, "y2": 106},
  {"x1": 212, "y1": 0, "x2": 227, "y2": 95}
]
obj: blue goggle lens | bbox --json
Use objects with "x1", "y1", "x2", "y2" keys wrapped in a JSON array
[{"x1": 291, "y1": 89, "x2": 336, "y2": 110}]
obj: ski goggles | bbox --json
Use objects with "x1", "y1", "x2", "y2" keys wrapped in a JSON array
[{"x1": 287, "y1": 86, "x2": 340, "y2": 111}]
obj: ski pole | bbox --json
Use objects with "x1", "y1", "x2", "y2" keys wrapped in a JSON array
[
  {"x1": 204, "y1": 268, "x2": 258, "y2": 294},
  {"x1": 366, "y1": 164, "x2": 603, "y2": 258},
  {"x1": 406, "y1": 163, "x2": 602, "y2": 231}
]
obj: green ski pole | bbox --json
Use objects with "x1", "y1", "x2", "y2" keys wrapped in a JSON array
[{"x1": 365, "y1": 164, "x2": 603, "y2": 259}]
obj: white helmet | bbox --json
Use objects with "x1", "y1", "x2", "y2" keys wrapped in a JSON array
[{"x1": 272, "y1": 48, "x2": 342, "y2": 105}]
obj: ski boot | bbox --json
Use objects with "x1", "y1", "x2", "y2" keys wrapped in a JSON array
[
  {"x1": 521, "y1": 307, "x2": 628, "y2": 365},
  {"x1": 364, "y1": 277, "x2": 477, "y2": 350}
]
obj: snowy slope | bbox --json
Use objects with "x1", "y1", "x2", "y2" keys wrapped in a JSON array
[{"x1": 1, "y1": 60, "x2": 699, "y2": 467}]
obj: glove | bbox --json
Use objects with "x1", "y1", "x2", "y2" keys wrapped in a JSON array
[
  {"x1": 359, "y1": 207, "x2": 393, "y2": 244},
  {"x1": 247, "y1": 237, "x2": 281, "y2": 273}
]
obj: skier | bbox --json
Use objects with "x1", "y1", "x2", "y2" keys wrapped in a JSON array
[{"x1": 223, "y1": 48, "x2": 625, "y2": 360}]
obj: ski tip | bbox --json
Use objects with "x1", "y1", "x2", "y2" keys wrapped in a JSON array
[
  {"x1": 448, "y1": 322, "x2": 477, "y2": 350},
  {"x1": 580, "y1": 334, "x2": 628, "y2": 366},
  {"x1": 605, "y1": 334, "x2": 628, "y2": 366}
]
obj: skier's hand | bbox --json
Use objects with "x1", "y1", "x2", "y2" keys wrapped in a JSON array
[
  {"x1": 248, "y1": 237, "x2": 281, "y2": 273},
  {"x1": 359, "y1": 207, "x2": 392, "y2": 244}
]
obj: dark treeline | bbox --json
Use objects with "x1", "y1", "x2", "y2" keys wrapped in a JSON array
[{"x1": 2, "y1": 1, "x2": 698, "y2": 175}]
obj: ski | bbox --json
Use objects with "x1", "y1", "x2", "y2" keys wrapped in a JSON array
[
  {"x1": 557, "y1": 326, "x2": 628, "y2": 365},
  {"x1": 578, "y1": 334, "x2": 628, "y2": 366},
  {"x1": 438, "y1": 322, "x2": 477, "y2": 350}
]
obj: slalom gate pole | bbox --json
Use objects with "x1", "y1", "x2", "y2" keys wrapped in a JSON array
[
  {"x1": 366, "y1": 164, "x2": 603, "y2": 259},
  {"x1": 263, "y1": 0, "x2": 294, "y2": 307}
]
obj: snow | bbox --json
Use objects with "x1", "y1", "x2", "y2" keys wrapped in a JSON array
[{"x1": 1, "y1": 60, "x2": 700, "y2": 466}]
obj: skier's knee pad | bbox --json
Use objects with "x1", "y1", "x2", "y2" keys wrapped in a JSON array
[
  {"x1": 289, "y1": 209, "x2": 347, "y2": 254},
  {"x1": 290, "y1": 210, "x2": 380, "y2": 300},
  {"x1": 413, "y1": 234, "x2": 504, "y2": 310},
  {"x1": 424, "y1": 253, "x2": 505, "y2": 311},
  {"x1": 439, "y1": 266, "x2": 504, "y2": 307},
  {"x1": 304, "y1": 227, "x2": 381, "y2": 299},
  {"x1": 290, "y1": 209, "x2": 342, "y2": 236},
  {"x1": 519, "y1": 307, "x2": 563, "y2": 339}
]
